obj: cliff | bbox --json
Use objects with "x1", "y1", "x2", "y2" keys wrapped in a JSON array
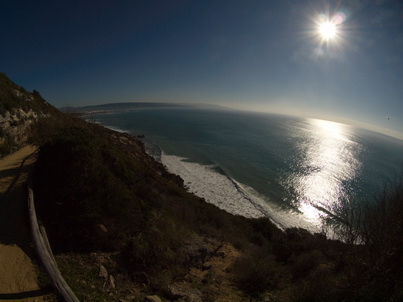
[
  {"x1": 2, "y1": 74, "x2": 401, "y2": 301},
  {"x1": 0, "y1": 73, "x2": 56, "y2": 156}
]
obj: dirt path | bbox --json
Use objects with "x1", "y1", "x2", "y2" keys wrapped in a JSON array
[{"x1": 0, "y1": 146, "x2": 51, "y2": 301}]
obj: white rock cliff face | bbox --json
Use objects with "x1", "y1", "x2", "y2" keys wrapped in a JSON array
[
  {"x1": 0, "y1": 109, "x2": 39, "y2": 145},
  {"x1": 0, "y1": 74, "x2": 54, "y2": 156}
]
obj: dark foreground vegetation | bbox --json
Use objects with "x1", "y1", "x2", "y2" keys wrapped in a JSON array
[{"x1": 28, "y1": 112, "x2": 403, "y2": 302}]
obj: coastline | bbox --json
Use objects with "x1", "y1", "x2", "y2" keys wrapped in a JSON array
[
  {"x1": 161, "y1": 153, "x2": 266, "y2": 219},
  {"x1": 100, "y1": 121, "x2": 320, "y2": 231},
  {"x1": 38, "y1": 113, "x2": 403, "y2": 301},
  {"x1": 98, "y1": 122, "x2": 320, "y2": 232},
  {"x1": 159, "y1": 151, "x2": 320, "y2": 233}
]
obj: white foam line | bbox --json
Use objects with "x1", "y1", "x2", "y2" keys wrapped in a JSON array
[
  {"x1": 161, "y1": 153, "x2": 265, "y2": 218},
  {"x1": 93, "y1": 121, "x2": 130, "y2": 134},
  {"x1": 161, "y1": 153, "x2": 320, "y2": 233}
]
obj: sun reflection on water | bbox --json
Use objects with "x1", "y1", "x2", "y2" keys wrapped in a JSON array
[{"x1": 285, "y1": 119, "x2": 363, "y2": 227}]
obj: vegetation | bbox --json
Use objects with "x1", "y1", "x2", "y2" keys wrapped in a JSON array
[
  {"x1": 0, "y1": 127, "x2": 15, "y2": 155},
  {"x1": 32, "y1": 115, "x2": 248, "y2": 290},
  {"x1": 30, "y1": 113, "x2": 403, "y2": 301},
  {"x1": 0, "y1": 72, "x2": 55, "y2": 115},
  {"x1": 0, "y1": 73, "x2": 58, "y2": 156},
  {"x1": 1, "y1": 70, "x2": 400, "y2": 300},
  {"x1": 321, "y1": 179, "x2": 403, "y2": 301}
]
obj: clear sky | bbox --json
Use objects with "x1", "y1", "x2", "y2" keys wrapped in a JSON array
[{"x1": 1, "y1": 0, "x2": 402, "y2": 139}]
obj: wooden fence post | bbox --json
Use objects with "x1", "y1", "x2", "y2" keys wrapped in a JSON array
[{"x1": 28, "y1": 186, "x2": 80, "y2": 302}]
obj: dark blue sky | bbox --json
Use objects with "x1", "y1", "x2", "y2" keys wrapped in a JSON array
[{"x1": 1, "y1": 0, "x2": 402, "y2": 139}]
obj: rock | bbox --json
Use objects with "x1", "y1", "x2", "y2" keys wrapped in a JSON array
[
  {"x1": 107, "y1": 275, "x2": 116, "y2": 289},
  {"x1": 99, "y1": 264, "x2": 108, "y2": 279},
  {"x1": 183, "y1": 245, "x2": 209, "y2": 268},
  {"x1": 97, "y1": 223, "x2": 109, "y2": 233},
  {"x1": 202, "y1": 262, "x2": 212, "y2": 271},
  {"x1": 0, "y1": 108, "x2": 44, "y2": 155},
  {"x1": 169, "y1": 283, "x2": 202, "y2": 302},
  {"x1": 145, "y1": 295, "x2": 162, "y2": 302}
]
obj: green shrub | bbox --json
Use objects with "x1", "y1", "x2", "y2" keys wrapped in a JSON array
[
  {"x1": 0, "y1": 72, "x2": 55, "y2": 115},
  {"x1": 0, "y1": 133, "x2": 15, "y2": 156},
  {"x1": 320, "y1": 178, "x2": 403, "y2": 301},
  {"x1": 33, "y1": 123, "x2": 148, "y2": 252},
  {"x1": 120, "y1": 211, "x2": 188, "y2": 287},
  {"x1": 292, "y1": 266, "x2": 342, "y2": 302},
  {"x1": 290, "y1": 250, "x2": 324, "y2": 280},
  {"x1": 233, "y1": 249, "x2": 290, "y2": 298}
]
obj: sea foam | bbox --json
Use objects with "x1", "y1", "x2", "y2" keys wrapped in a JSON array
[{"x1": 161, "y1": 153, "x2": 319, "y2": 232}]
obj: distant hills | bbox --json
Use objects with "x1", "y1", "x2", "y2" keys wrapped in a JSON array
[{"x1": 61, "y1": 102, "x2": 226, "y2": 115}]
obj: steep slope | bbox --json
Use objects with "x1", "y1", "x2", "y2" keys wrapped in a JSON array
[
  {"x1": 3, "y1": 74, "x2": 401, "y2": 301},
  {"x1": 0, "y1": 73, "x2": 57, "y2": 156}
]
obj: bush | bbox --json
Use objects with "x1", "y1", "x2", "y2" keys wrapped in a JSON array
[
  {"x1": 292, "y1": 266, "x2": 343, "y2": 302},
  {"x1": 0, "y1": 131, "x2": 15, "y2": 156},
  {"x1": 33, "y1": 117, "x2": 192, "y2": 283},
  {"x1": 0, "y1": 72, "x2": 55, "y2": 115},
  {"x1": 33, "y1": 123, "x2": 148, "y2": 252},
  {"x1": 290, "y1": 250, "x2": 324, "y2": 279},
  {"x1": 321, "y1": 177, "x2": 403, "y2": 300},
  {"x1": 120, "y1": 211, "x2": 188, "y2": 287},
  {"x1": 233, "y1": 249, "x2": 290, "y2": 298}
]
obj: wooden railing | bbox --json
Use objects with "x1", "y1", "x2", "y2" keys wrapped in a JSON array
[{"x1": 28, "y1": 186, "x2": 80, "y2": 302}]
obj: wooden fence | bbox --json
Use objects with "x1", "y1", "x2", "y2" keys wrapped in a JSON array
[{"x1": 28, "y1": 186, "x2": 80, "y2": 302}]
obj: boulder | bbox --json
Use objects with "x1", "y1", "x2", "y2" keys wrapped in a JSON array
[
  {"x1": 145, "y1": 295, "x2": 162, "y2": 302},
  {"x1": 107, "y1": 275, "x2": 116, "y2": 289},
  {"x1": 97, "y1": 223, "x2": 109, "y2": 233},
  {"x1": 169, "y1": 283, "x2": 202, "y2": 302},
  {"x1": 202, "y1": 262, "x2": 212, "y2": 271},
  {"x1": 99, "y1": 264, "x2": 108, "y2": 279}
]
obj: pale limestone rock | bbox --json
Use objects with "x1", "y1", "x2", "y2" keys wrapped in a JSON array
[
  {"x1": 99, "y1": 264, "x2": 108, "y2": 279},
  {"x1": 107, "y1": 275, "x2": 116, "y2": 289},
  {"x1": 169, "y1": 283, "x2": 202, "y2": 302},
  {"x1": 145, "y1": 295, "x2": 162, "y2": 302}
]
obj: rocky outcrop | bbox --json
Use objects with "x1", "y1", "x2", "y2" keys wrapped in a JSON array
[
  {"x1": 145, "y1": 295, "x2": 162, "y2": 302},
  {"x1": 1, "y1": 109, "x2": 38, "y2": 138},
  {"x1": 98, "y1": 264, "x2": 116, "y2": 291},
  {"x1": 0, "y1": 73, "x2": 55, "y2": 156},
  {"x1": 0, "y1": 108, "x2": 43, "y2": 156},
  {"x1": 168, "y1": 283, "x2": 202, "y2": 302}
]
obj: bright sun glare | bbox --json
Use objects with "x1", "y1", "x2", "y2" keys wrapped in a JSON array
[{"x1": 319, "y1": 21, "x2": 337, "y2": 40}]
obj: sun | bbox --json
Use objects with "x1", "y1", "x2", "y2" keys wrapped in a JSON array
[
  {"x1": 307, "y1": 11, "x2": 348, "y2": 60},
  {"x1": 318, "y1": 21, "x2": 337, "y2": 40}
]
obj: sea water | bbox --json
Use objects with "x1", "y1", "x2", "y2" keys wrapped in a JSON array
[{"x1": 93, "y1": 107, "x2": 403, "y2": 232}]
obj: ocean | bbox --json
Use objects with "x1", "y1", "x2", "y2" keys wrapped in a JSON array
[{"x1": 92, "y1": 107, "x2": 403, "y2": 232}]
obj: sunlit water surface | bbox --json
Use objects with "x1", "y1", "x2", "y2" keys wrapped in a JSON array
[
  {"x1": 280, "y1": 119, "x2": 364, "y2": 226},
  {"x1": 94, "y1": 108, "x2": 403, "y2": 231}
]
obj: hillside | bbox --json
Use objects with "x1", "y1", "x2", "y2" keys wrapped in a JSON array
[
  {"x1": 2, "y1": 74, "x2": 402, "y2": 301},
  {"x1": 0, "y1": 73, "x2": 57, "y2": 156},
  {"x1": 30, "y1": 115, "x2": 403, "y2": 302}
]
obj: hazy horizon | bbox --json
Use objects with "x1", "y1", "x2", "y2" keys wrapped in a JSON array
[
  {"x1": 72, "y1": 100, "x2": 403, "y2": 141},
  {"x1": 1, "y1": 0, "x2": 402, "y2": 139}
]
